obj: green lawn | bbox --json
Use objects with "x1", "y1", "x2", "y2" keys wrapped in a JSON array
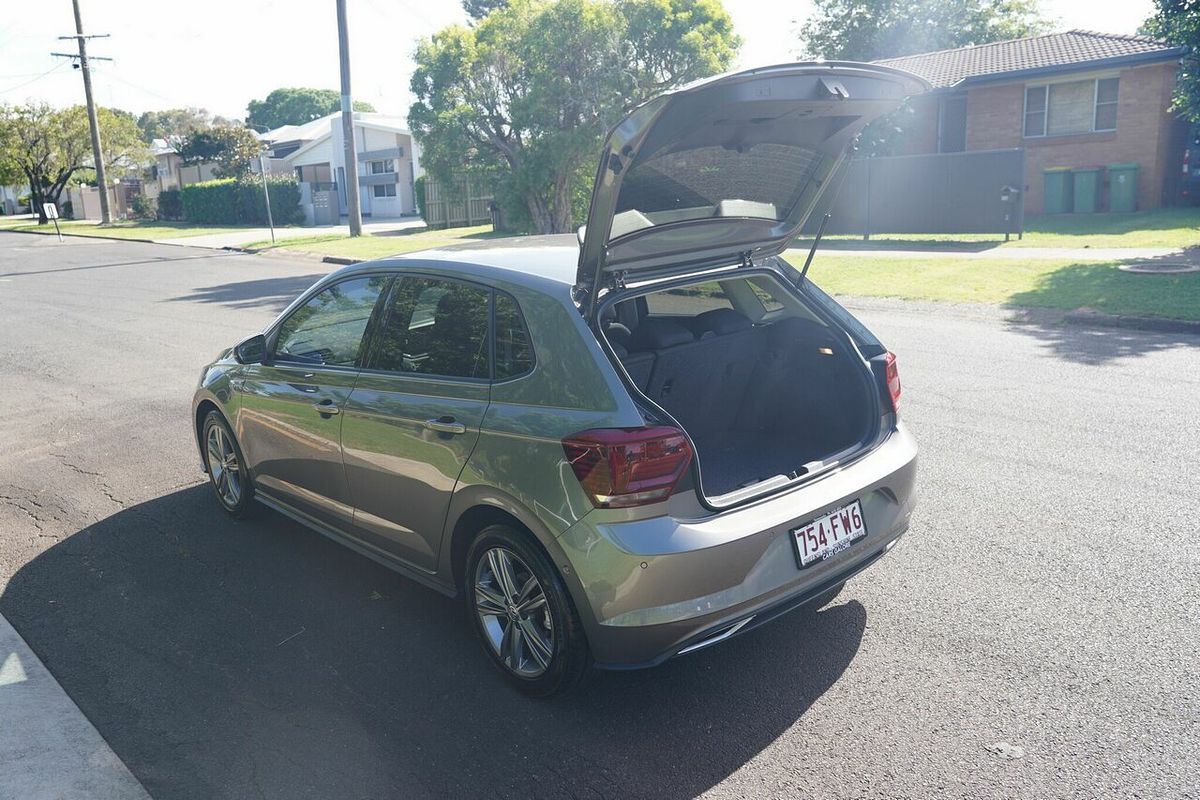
[
  {"x1": 245, "y1": 224, "x2": 511, "y2": 258},
  {"x1": 788, "y1": 252, "x2": 1200, "y2": 321},
  {"x1": 0, "y1": 218, "x2": 265, "y2": 239},
  {"x1": 796, "y1": 207, "x2": 1200, "y2": 251}
]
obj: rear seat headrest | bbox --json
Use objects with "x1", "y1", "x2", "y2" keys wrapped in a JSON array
[
  {"x1": 630, "y1": 318, "x2": 695, "y2": 351},
  {"x1": 692, "y1": 308, "x2": 752, "y2": 337},
  {"x1": 603, "y1": 321, "x2": 632, "y2": 350}
]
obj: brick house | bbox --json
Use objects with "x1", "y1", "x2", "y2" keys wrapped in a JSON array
[{"x1": 875, "y1": 31, "x2": 1188, "y2": 214}]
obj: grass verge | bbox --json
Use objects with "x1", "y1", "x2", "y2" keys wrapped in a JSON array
[
  {"x1": 0, "y1": 218, "x2": 267, "y2": 239},
  {"x1": 244, "y1": 224, "x2": 508, "y2": 258},
  {"x1": 795, "y1": 208, "x2": 1200, "y2": 251},
  {"x1": 787, "y1": 252, "x2": 1200, "y2": 321}
]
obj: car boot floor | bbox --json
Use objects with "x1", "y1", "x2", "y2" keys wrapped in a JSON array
[{"x1": 694, "y1": 428, "x2": 834, "y2": 497}]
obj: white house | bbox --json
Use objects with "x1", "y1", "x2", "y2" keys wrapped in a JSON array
[{"x1": 266, "y1": 112, "x2": 422, "y2": 221}]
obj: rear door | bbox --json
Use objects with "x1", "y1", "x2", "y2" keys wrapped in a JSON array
[
  {"x1": 236, "y1": 273, "x2": 392, "y2": 528},
  {"x1": 340, "y1": 274, "x2": 492, "y2": 571},
  {"x1": 576, "y1": 62, "x2": 929, "y2": 315}
]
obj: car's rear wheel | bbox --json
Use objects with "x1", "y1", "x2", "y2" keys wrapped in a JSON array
[
  {"x1": 202, "y1": 410, "x2": 255, "y2": 517},
  {"x1": 465, "y1": 524, "x2": 590, "y2": 697}
]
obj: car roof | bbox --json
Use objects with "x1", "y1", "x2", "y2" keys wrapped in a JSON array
[{"x1": 334, "y1": 234, "x2": 581, "y2": 287}]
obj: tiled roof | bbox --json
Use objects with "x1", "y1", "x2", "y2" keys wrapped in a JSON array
[{"x1": 875, "y1": 30, "x2": 1183, "y2": 89}]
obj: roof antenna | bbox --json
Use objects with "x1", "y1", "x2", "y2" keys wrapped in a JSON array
[{"x1": 799, "y1": 212, "x2": 831, "y2": 284}]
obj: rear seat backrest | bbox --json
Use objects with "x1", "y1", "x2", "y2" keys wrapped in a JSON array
[{"x1": 643, "y1": 310, "x2": 764, "y2": 436}]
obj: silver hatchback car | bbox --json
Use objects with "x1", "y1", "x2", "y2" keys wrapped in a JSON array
[{"x1": 193, "y1": 62, "x2": 925, "y2": 696}]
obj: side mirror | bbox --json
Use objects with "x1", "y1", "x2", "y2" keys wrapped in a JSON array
[{"x1": 233, "y1": 334, "x2": 267, "y2": 365}]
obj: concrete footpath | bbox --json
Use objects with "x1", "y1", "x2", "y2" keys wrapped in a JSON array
[{"x1": 0, "y1": 613, "x2": 150, "y2": 800}]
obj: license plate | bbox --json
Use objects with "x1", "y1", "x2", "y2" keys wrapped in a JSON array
[{"x1": 791, "y1": 500, "x2": 867, "y2": 568}]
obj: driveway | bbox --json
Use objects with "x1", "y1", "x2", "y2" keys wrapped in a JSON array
[{"x1": 0, "y1": 232, "x2": 1197, "y2": 799}]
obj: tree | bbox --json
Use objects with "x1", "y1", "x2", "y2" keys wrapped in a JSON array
[
  {"x1": 409, "y1": 0, "x2": 740, "y2": 234},
  {"x1": 797, "y1": 0, "x2": 1047, "y2": 62},
  {"x1": 137, "y1": 107, "x2": 213, "y2": 144},
  {"x1": 1141, "y1": 0, "x2": 1200, "y2": 121},
  {"x1": 463, "y1": 0, "x2": 508, "y2": 18},
  {"x1": 245, "y1": 88, "x2": 376, "y2": 131},
  {"x1": 177, "y1": 125, "x2": 262, "y2": 178},
  {"x1": 0, "y1": 103, "x2": 146, "y2": 223}
]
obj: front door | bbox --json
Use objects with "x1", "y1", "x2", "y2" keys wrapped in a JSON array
[
  {"x1": 341, "y1": 275, "x2": 492, "y2": 571},
  {"x1": 236, "y1": 274, "x2": 391, "y2": 528}
]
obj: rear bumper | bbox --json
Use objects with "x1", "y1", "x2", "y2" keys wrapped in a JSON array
[{"x1": 557, "y1": 423, "x2": 917, "y2": 668}]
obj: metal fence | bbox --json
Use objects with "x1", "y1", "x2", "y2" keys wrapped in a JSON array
[
  {"x1": 802, "y1": 148, "x2": 1026, "y2": 238},
  {"x1": 421, "y1": 176, "x2": 494, "y2": 228}
]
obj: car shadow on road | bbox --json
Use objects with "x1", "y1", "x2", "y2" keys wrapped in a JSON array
[
  {"x1": 167, "y1": 273, "x2": 326, "y2": 312},
  {"x1": 1, "y1": 486, "x2": 865, "y2": 800}
]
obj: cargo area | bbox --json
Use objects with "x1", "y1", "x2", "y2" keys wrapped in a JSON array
[{"x1": 599, "y1": 275, "x2": 881, "y2": 500}]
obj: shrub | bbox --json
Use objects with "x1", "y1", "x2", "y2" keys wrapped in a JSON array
[
  {"x1": 130, "y1": 194, "x2": 156, "y2": 219},
  {"x1": 180, "y1": 177, "x2": 304, "y2": 226},
  {"x1": 414, "y1": 175, "x2": 428, "y2": 222},
  {"x1": 156, "y1": 189, "x2": 183, "y2": 221},
  {"x1": 62, "y1": 199, "x2": 74, "y2": 220}
]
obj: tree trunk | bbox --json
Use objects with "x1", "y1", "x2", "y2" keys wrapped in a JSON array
[{"x1": 526, "y1": 192, "x2": 555, "y2": 235}]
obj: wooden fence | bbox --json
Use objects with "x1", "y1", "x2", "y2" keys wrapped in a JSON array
[{"x1": 421, "y1": 176, "x2": 494, "y2": 228}]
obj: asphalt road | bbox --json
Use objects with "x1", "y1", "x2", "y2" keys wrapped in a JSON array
[{"x1": 1, "y1": 232, "x2": 1197, "y2": 799}]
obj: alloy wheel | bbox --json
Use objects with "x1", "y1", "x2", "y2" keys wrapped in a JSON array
[
  {"x1": 206, "y1": 423, "x2": 242, "y2": 508},
  {"x1": 474, "y1": 547, "x2": 555, "y2": 678}
]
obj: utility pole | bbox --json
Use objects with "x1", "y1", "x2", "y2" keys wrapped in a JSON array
[
  {"x1": 64, "y1": 0, "x2": 110, "y2": 224},
  {"x1": 336, "y1": 0, "x2": 363, "y2": 236}
]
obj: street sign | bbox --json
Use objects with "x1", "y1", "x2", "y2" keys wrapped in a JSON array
[{"x1": 43, "y1": 202, "x2": 63, "y2": 241}]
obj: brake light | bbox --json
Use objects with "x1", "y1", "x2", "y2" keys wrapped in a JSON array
[
  {"x1": 884, "y1": 351, "x2": 902, "y2": 412},
  {"x1": 562, "y1": 426, "x2": 693, "y2": 508}
]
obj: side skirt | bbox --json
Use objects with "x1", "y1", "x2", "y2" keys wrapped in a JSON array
[{"x1": 254, "y1": 491, "x2": 458, "y2": 599}]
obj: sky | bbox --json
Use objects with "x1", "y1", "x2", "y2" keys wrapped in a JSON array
[{"x1": 0, "y1": 0, "x2": 1159, "y2": 123}]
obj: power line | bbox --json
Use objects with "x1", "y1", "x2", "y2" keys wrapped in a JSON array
[{"x1": 0, "y1": 62, "x2": 70, "y2": 95}]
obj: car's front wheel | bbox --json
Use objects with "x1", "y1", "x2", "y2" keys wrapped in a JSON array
[
  {"x1": 465, "y1": 524, "x2": 590, "y2": 697},
  {"x1": 202, "y1": 410, "x2": 255, "y2": 517}
]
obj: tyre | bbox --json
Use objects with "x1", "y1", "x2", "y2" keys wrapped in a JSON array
[
  {"x1": 201, "y1": 410, "x2": 255, "y2": 517},
  {"x1": 465, "y1": 523, "x2": 591, "y2": 697},
  {"x1": 805, "y1": 581, "x2": 846, "y2": 612}
]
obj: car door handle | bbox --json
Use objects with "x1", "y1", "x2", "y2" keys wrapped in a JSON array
[
  {"x1": 312, "y1": 400, "x2": 341, "y2": 416},
  {"x1": 424, "y1": 416, "x2": 466, "y2": 434}
]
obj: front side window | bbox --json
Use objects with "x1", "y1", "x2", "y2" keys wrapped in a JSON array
[
  {"x1": 371, "y1": 277, "x2": 490, "y2": 379},
  {"x1": 1025, "y1": 77, "x2": 1119, "y2": 137},
  {"x1": 370, "y1": 159, "x2": 394, "y2": 175},
  {"x1": 273, "y1": 275, "x2": 388, "y2": 367},
  {"x1": 372, "y1": 184, "x2": 397, "y2": 198}
]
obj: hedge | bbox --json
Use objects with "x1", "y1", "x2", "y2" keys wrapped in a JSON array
[
  {"x1": 180, "y1": 177, "x2": 304, "y2": 226},
  {"x1": 414, "y1": 174, "x2": 428, "y2": 223},
  {"x1": 156, "y1": 188, "x2": 182, "y2": 221}
]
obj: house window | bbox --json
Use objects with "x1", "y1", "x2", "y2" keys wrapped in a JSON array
[
  {"x1": 369, "y1": 159, "x2": 395, "y2": 175},
  {"x1": 373, "y1": 184, "x2": 397, "y2": 198},
  {"x1": 1024, "y1": 77, "x2": 1119, "y2": 137}
]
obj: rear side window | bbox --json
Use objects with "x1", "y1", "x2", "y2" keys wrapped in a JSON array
[
  {"x1": 494, "y1": 292, "x2": 535, "y2": 379},
  {"x1": 371, "y1": 277, "x2": 491, "y2": 379},
  {"x1": 644, "y1": 281, "x2": 734, "y2": 316},
  {"x1": 273, "y1": 275, "x2": 389, "y2": 366}
]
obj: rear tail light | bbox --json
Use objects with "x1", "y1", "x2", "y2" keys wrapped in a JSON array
[
  {"x1": 884, "y1": 351, "x2": 902, "y2": 412},
  {"x1": 562, "y1": 426, "x2": 693, "y2": 508}
]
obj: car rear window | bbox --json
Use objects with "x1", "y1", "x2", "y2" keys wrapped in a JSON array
[{"x1": 643, "y1": 281, "x2": 734, "y2": 316}]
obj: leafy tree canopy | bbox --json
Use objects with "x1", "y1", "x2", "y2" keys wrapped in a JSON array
[
  {"x1": 798, "y1": 0, "x2": 1048, "y2": 61},
  {"x1": 246, "y1": 88, "x2": 376, "y2": 131},
  {"x1": 0, "y1": 103, "x2": 147, "y2": 222},
  {"x1": 177, "y1": 125, "x2": 263, "y2": 178},
  {"x1": 137, "y1": 107, "x2": 215, "y2": 145},
  {"x1": 463, "y1": 0, "x2": 508, "y2": 18},
  {"x1": 1141, "y1": 0, "x2": 1200, "y2": 121},
  {"x1": 410, "y1": 0, "x2": 740, "y2": 234}
]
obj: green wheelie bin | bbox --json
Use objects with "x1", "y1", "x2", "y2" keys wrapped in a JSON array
[
  {"x1": 1043, "y1": 167, "x2": 1073, "y2": 214},
  {"x1": 1107, "y1": 163, "x2": 1140, "y2": 213},
  {"x1": 1071, "y1": 167, "x2": 1101, "y2": 213}
]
